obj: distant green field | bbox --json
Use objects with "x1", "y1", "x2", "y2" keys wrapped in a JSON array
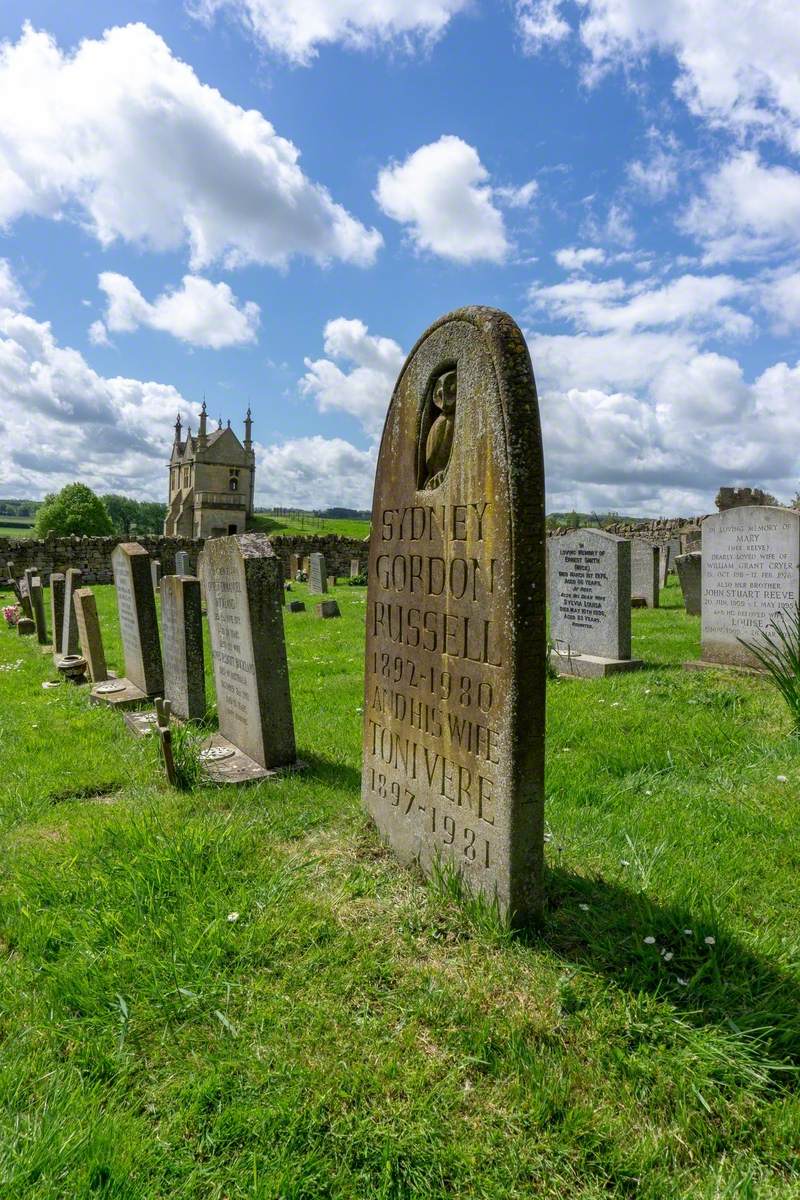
[
  {"x1": 0, "y1": 521, "x2": 35, "y2": 539},
  {"x1": 250, "y1": 513, "x2": 370, "y2": 540}
]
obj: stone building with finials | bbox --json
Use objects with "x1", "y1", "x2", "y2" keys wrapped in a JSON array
[{"x1": 164, "y1": 403, "x2": 256, "y2": 538}]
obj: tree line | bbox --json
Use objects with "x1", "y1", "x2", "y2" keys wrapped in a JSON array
[{"x1": 30, "y1": 485, "x2": 167, "y2": 539}]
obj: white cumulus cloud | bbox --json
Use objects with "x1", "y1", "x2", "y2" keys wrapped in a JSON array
[
  {"x1": 515, "y1": 0, "x2": 571, "y2": 52},
  {"x1": 189, "y1": 0, "x2": 471, "y2": 65},
  {"x1": 554, "y1": 246, "x2": 606, "y2": 272},
  {"x1": 375, "y1": 136, "x2": 510, "y2": 264},
  {"x1": 576, "y1": 0, "x2": 800, "y2": 151},
  {"x1": 254, "y1": 436, "x2": 377, "y2": 509},
  {"x1": 682, "y1": 152, "x2": 800, "y2": 263},
  {"x1": 300, "y1": 317, "x2": 404, "y2": 438},
  {"x1": 95, "y1": 273, "x2": 260, "y2": 349},
  {"x1": 0, "y1": 22, "x2": 382, "y2": 270},
  {"x1": 530, "y1": 272, "x2": 752, "y2": 337}
]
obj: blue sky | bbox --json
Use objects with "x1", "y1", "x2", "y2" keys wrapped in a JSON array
[{"x1": 1, "y1": 0, "x2": 799, "y2": 515}]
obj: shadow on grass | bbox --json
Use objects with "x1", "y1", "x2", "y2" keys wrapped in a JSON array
[
  {"x1": 300, "y1": 750, "x2": 363, "y2": 793},
  {"x1": 516, "y1": 867, "x2": 800, "y2": 1072}
]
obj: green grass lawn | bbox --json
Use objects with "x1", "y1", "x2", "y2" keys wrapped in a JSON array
[
  {"x1": 1, "y1": 575, "x2": 799, "y2": 1199},
  {"x1": 249, "y1": 513, "x2": 370, "y2": 540}
]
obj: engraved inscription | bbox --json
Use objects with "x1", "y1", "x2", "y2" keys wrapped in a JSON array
[{"x1": 703, "y1": 510, "x2": 800, "y2": 666}]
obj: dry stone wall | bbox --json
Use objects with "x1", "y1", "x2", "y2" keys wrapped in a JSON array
[{"x1": 0, "y1": 531, "x2": 369, "y2": 585}]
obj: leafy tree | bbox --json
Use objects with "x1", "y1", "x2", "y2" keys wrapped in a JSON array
[
  {"x1": 102, "y1": 495, "x2": 166, "y2": 536},
  {"x1": 34, "y1": 483, "x2": 114, "y2": 538}
]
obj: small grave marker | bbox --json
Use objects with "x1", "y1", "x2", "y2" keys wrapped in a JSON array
[
  {"x1": 92, "y1": 543, "x2": 164, "y2": 707},
  {"x1": 73, "y1": 587, "x2": 109, "y2": 682},
  {"x1": 161, "y1": 575, "x2": 205, "y2": 720},
  {"x1": 308, "y1": 552, "x2": 328, "y2": 594},
  {"x1": 675, "y1": 552, "x2": 701, "y2": 616},
  {"x1": 62, "y1": 568, "x2": 82, "y2": 659},
  {"x1": 316, "y1": 599, "x2": 341, "y2": 619},
  {"x1": 549, "y1": 529, "x2": 642, "y2": 677},
  {"x1": 201, "y1": 532, "x2": 300, "y2": 783},
  {"x1": 30, "y1": 577, "x2": 48, "y2": 645},
  {"x1": 631, "y1": 540, "x2": 659, "y2": 608}
]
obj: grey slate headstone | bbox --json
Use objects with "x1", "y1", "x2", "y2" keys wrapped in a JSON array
[
  {"x1": 62, "y1": 568, "x2": 82, "y2": 658},
  {"x1": 30, "y1": 576, "x2": 47, "y2": 645},
  {"x1": 287, "y1": 600, "x2": 306, "y2": 613},
  {"x1": 161, "y1": 575, "x2": 205, "y2": 720},
  {"x1": 657, "y1": 545, "x2": 670, "y2": 590},
  {"x1": 363, "y1": 306, "x2": 545, "y2": 924},
  {"x1": 175, "y1": 550, "x2": 190, "y2": 577},
  {"x1": 151, "y1": 560, "x2": 162, "y2": 592},
  {"x1": 49, "y1": 573, "x2": 66, "y2": 656},
  {"x1": 350, "y1": 559, "x2": 361, "y2": 577},
  {"x1": 316, "y1": 599, "x2": 341, "y2": 619},
  {"x1": 201, "y1": 532, "x2": 297, "y2": 770},
  {"x1": 675, "y1": 552, "x2": 701, "y2": 616},
  {"x1": 112, "y1": 543, "x2": 164, "y2": 696},
  {"x1": 549, "y1": 529, "x2": 641, "y2": 676},
  {"x1": 631, "y1": 540, "x2": 659, "y2": 608},
  {"x1": 308, "y1": 552, "x2": 328, "y2": 595},
  {"x1": 73, "y1": 587, "x2": 108, "y2": 682}
]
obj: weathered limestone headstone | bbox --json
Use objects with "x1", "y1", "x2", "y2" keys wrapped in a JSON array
[
  {"x1": 350, "y1": 558, "x2": 361, "y2": 578},
  {"x1": 658, "y1": 545, "x2": 670, "y2": 590},
  {"x1": 666, "y1": 537, "x2": 681, "y2": 571},
  {"x1": 17, "y1": 616, "x2": 35, "y2": 636},
  {"x1": 362, "y1": 306, "x2": 546, "y2": 923},
  {"x1": 631, "y1": 540, "x2": 659, "y2": 608},
  {"x1": 302, "y1": 556, "x2": 310, "y2": 575},
  {"x1": 690, "y1": 507, "x2": 800, "y2": 669},
  {"x1": 327, "y1": 574, "x2": 336, "y2": 589},
  {"x1": 61, "y1": 568, "x2": 82, "y2": 658},
  {"x1": 308, "y1": 552, "x2": 328, "y2": 595},
  {"x1": 73, "y1": 587, "x2": 109, "y2": 682},
  {"x1": 161, "y1": 575, "x2": 205, "y2": 720},
  {"x1": 549, "y1": 529, "x2": 642, "y2": 677},
  {"x1": 675, "y1": 552, "x2": 701, "y2": 616},
  {"x1": 92, "y1": 543, "x2": 163, "y2": 706},
  {"x1": 22, "y1": 568, "x2": 37, "y2": 619},
  {"x1": 316, "y1": 599, "x2": 341, "y2": 619},
  {"x1": 17, "y1": 576, "x2": 33, "y2": 619},
  {"x1": 175, "y1": 550, "x2": 190, "y2": 577},
  {"x1": 151, "y1": 560, "x2": 162, "y2": 592},
  {"x1": 30, "y1": 576, "x2": 47, "y2": 645},
  {"x1": 49, "y1": 573, "x2": 66, "y2": 658},
  {"x1": 200, "y1": 533, "x2": 298, "y2": 781},
  {"x1": 290, "y1": 553, "x2": 301, "y2": 578}
]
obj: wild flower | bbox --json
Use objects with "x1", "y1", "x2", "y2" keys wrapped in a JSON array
[
  {"x1": 704, "y1": 936, "x2": 715, "y2": 945},
  {"x1": 776, "y1": 775, "x2": 788, "y2": 782},
  {"x1": 579, "y1": 903, "x2": 589, "y2": 911},
  {"x1": 683, "y1": 929, "x2": 693, "y2": 936},
  {"x1": 227, "y1": 912, "x2": 240, "y2": 923},
  {"x1": 677, "y1": 977, "x2": 689, "y2": 987},
  {"x1": 644, "y1": 936, "x2": 656, "y2": 945},
  {"x1": 663, "y1": 952, "x2": 674, "y2": 962}
]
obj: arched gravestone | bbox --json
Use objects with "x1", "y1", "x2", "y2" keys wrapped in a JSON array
[
  {"x1": 362, "y1": 307, "x2": 546, "y2": 923},
  {"x1": 693, "y1": 506, "x2": 800, "y2": 669}
]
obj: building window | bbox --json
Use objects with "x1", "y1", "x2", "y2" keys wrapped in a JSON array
[
  {"x1": 229, "y1": 476, "x2": 239, "y2": 492},
  {"x1": 183, "y1": 467, "x2": 190, "y2": 487}
]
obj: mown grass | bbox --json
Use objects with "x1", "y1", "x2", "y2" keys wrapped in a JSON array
[
  {"x1": 0, "y1": 575, "x2": 799, "y2": 1199},
  {"x1": 249, "y1": 513, "x2": 370, "y2": 540}
]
